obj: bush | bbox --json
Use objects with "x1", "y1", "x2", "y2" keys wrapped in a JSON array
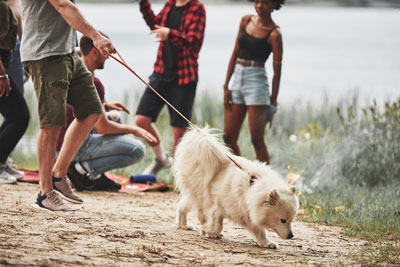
[{"x1": 337, "y1": 98, "x2": 400, "y2": 187}]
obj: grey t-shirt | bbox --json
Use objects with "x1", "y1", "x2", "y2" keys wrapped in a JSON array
[{"x1": 20, "y1": 0, "x2": 77, "y2": 62}]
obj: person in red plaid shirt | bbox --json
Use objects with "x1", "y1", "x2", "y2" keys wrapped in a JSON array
[{"x1": 135, "y1": 0, "x2": 206, "y2": 175}]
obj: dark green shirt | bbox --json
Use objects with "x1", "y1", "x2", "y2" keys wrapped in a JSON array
[
  {"x1": 0, "y1": 0, "x2": 18, "y2": 51},
  {"x1": 19, "y1": 0, "x2": 77, "y2": 61}
]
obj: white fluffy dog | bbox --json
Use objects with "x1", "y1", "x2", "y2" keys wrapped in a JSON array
[{"x1": 173, "y1": 127, "x2": 299, "y2": 249}]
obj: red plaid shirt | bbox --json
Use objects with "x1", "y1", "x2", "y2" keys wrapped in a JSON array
[{"x1": 140, "y1": 0, "x2": 206, "y2": 85}]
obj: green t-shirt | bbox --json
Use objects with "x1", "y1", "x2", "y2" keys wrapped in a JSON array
[
  {"x1": 0, "y1": 0, "x2": 18, "y2": 51},
  {"x1": 19, "y1": 0, "x2": 77, "y2": 62}
]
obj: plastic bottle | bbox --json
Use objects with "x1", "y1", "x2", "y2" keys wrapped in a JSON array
[{"x1": 130, "y1": 174, "x2": 157, "y2": 184}]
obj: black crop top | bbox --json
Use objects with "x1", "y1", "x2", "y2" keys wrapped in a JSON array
[{"x1": 237, "y1": 27, "x2": 277, "y2": 63}]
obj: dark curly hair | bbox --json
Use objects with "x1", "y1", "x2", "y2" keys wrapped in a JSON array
[
  {"x1": 79, "y1": 32, "x2": 109, "y2": 56},
  {"x1": 248, "y1": 0, "x2": 285, "y2": 11}
]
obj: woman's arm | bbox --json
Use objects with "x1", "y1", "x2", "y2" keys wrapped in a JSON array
[
  {"x1": 268, "y1": 28, "x2": 283, "y2": 106},
  {"x1": 0, "y1": 61, "x2": 11, "y2": 98},
  {"x1": 223, "y1": 14, "x2": 251, "y2": 110}
]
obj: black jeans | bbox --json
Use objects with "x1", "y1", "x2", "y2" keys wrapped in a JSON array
[{"x1": 0, "y1": 50, "x2": 30, "y2": 163}]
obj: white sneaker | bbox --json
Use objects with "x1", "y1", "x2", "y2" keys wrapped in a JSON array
[
  {"x1": 0, "y1": 165, "x2": 17, "y2": 184},
  {"x1": 3, "y1": 163, "x2": 25, "y2": 180},
  {"x1": 6, "y1": 157, "x2": 15, "y2": 166},
  {"x1": 142, "y1": 153, "x2": 173, "y2": 175}
]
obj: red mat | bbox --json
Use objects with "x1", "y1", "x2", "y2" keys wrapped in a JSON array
[
  {"x1": 18, "y1": 169, "x2": 41, "y2": 183},
  {"x1": 17, "y1": 169, "x2": 167, "y2": 193}
]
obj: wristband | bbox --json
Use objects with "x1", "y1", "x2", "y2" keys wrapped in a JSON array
[{"x1": 0, "y1": 74, "x2": 8, "y2": 80}]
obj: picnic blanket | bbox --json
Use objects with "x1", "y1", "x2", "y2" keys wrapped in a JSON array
[{"x1": 18, "y1": 169, "x2": 168, "y2": 193}]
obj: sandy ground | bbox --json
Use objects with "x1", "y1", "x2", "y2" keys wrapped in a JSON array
[{"x1": 1, "y1": 182, "x2": 369, "y2": 266}]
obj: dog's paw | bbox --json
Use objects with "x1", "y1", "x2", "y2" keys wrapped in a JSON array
[
  {"x1": 177, "y1": 224, "x2": 196, "y2": 231},
  {"x1": 205, "y1": 233, "x2": 223, "y2": 239},
  {"x1": 265, "y1": 242, "x2": 278, "y2": 249}
]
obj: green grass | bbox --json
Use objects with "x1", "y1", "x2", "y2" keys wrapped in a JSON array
[
  {"x1": 8, "y1": 88, "x2": 400, "y2": 265},
  {"x1": 301, "y1": 186, "x2": 400, "y2": 238}
]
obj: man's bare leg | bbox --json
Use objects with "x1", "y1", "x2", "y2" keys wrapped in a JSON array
[
  {"x1": 172, "y1": 126, "x2": 186, "y2": 156},
  {"x1": 53, "y1": 113, "x2": 101, "y2": 178},
  {"x1": 35, "y1": 126, "x2": 75, "y2": 212},
  {"x1": 135, "y1": 115, "x2": 165, "y2": 158},
  {"x1": 136, "y1": 114, "x2": 172, "y2": 174},
  {"x1": 37, "y1": 126, "x2": 61, "y2": 195}
]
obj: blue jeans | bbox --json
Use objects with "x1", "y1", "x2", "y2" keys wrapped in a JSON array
[
  {"x1": 8, "y1": 40, "x2": 24, "y2": 94},
  {"x1": 72, "y1": 134, "x2": 145, "y2": 177}
]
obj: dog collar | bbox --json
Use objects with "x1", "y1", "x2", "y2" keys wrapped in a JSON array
[{"x1": 226, "y1": 155, "x2": 257, "y2": 186}]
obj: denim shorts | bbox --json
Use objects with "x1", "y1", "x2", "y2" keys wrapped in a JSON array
[{"x1": 230, "y1": 64, "x2": 270, "y2": 106}]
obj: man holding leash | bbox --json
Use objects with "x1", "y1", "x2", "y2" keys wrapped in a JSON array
[
  {"x1": 135, "y1": 0, "x2": 206, "y2": 175},
  {"x1": 57, "y1": 35, "x2": 157, "y2": 192},
  {"x1": 20, "y1": 0, "x2": 116, "y2": 212}
]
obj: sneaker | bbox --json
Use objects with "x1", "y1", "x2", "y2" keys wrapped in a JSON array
[
  {"x1": 32, "y1": 190, "x2": 74, "y2": 212},
  {"x1": 6, "y1": 157, "x2": 16, "y2": 167},
  {"x1": 52, "y1": 176, "x2": 83, "y2": 204},
  {"x1": 82, "y1": 175, "x2": 98, "y2": 191},
  {"x1": 67, "y1": 164, "x2": 87, "y2": 192},
  {"x1": 142, "y1": 153, "x2": 173, "y2": 175},
  {"x1": 0, "y1": 165, "x2": 17, "y2": 184},
  {"x1": 3, "y1": 163, "x2": 25, "y2": 180},
  {"x1": 91, "y1": 173, "x2": 121, "y2": 192}
]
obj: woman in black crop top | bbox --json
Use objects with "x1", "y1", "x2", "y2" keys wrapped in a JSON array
[{"x1": 223, "y1": 0, "x2": 284, "y2": 164}]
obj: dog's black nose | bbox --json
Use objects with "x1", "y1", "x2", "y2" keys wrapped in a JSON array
[{"x1": 287, "y1": 232, "x2": 294, "y2": 239}]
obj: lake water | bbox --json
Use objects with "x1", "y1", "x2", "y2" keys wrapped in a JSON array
[{"x1": 61, "y1": 4, "x2": 400, "y2": 105}]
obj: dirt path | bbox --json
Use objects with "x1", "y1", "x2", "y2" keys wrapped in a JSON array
[{"x1": 1, "y1": 182, "x2": 367, "y2": 266}]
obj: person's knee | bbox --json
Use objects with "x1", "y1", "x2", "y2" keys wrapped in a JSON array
[
  {"x1": 20, "y1": 106, "x2": 30, "y2": 130},
  {"x1": 86, "y1": 113, "x2": 102, "y2": 125},
  {"x1": 18, "y1": 112, "x2": 30, "y2": 135},
  {"x1": 126, "y1": 140, "x2": 146, "y2": 164},
  {"x1": 172, "y1": 127, "x2": 186, "y2": 139},
  {"x1": 134, "y1": 140, "x2": 146, "y2": 159},
  {"x1": 39, "y1": 126, "x2": 61, "y2": 139},
  {"x1": 9, "y1": 106, "x2": 30, "y2": 130},
  {"x1": 107, "y1": 110, "x2": 121, "y2": 122},
  {"x1": 92, "y1": 112, "x2": 102, "y2": 120},
  {"x1": 135, "y1": 115, "x2": 152, "y2": 128}
]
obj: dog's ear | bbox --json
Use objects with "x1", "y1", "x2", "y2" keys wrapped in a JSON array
[
  {"x1": 264, "y1": 189, "x2": 280, "y2": 206},
  {"x1": 289, "y1": 186, "x2": 296, "y2": 194}
]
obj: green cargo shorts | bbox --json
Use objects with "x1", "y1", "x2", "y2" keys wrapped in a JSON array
[{"x1": 24, "y1": 52, "x2": 103, "y2": 127}]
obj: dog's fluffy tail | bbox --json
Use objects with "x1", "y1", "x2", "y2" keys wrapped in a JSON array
[{"x1": 173, "y1": 126, "x2": 232, "y2": 189}]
